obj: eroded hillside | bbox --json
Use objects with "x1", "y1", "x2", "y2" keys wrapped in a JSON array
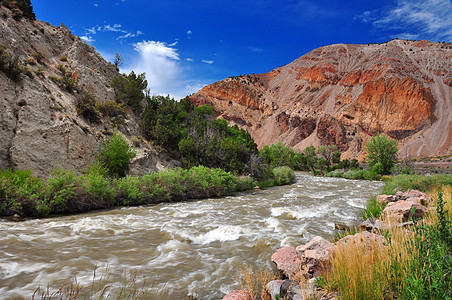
[
  {"x1": 0, "y1": 5, "x2": 175, "y2": 178},
  {"x1": 190, "y1": 40, "x2": 452, "y2": 160}
]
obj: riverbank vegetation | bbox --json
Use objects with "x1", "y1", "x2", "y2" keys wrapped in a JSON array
[
  {"x1": 0, "y1": 165, "x2": 261, "y2": 217},
  {"x1": 0, "y1": 128, "x2": 295, "y2": 218},
  {"x1": 320, "y1": 174, "x2": 452, "y2": 300}
]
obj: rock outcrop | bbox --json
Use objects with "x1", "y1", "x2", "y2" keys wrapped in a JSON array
[
  {"x1": 190, "y1": 40, "x2": 452, "y2": 160},
  {"x1": 0, "y1": 5, "x2": 175, "y2": 178}
]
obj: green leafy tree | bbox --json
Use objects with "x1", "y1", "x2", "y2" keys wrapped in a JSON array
[
  {"x1": 303, "y1": 146, "x2": 318, "y2": 171},
  {"x1": 98, "y1": 130, "x2": 136, "y2": 177},
  {"x1": 111, "y1": 71, "x2": 147, "y2": 112},
  {"x1": 365, "y1": 133, "x2": 398, "y2": 175}
]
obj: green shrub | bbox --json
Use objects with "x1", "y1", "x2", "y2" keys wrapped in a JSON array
[
  {"x1": 76, "y1": 92, "x2": 100, "y2": 122},
  {"x1": 382, "y1": 174, "x2": 452, "y2": 194},
  {"x1": 98, "y1": 131, "x2": 136, "y2": 178},
  {"x1": 259, "y1": 142, "x2": 307, "y2": 170},
  {"x1": 1, "y1": 0, "x2": 36, "y2": 20},
  {"x1": 44, "y1": 168, "x2": 80, "y2": 215},
  {"x1": 51, "y1": 65, "x2": 77, "y2": 92},
  {"x1": 111, "y1": 71, "x2": 147, "y2": 112},
  {"x1": 403, "y1": 192, "x2": 452, "y2": 299},
  {"x1": 0, "y1": 169, "x2": 43, "y2": 215},
  {"x1": 361, "y1": 196, "x2": 385, "y2": 219},
  {"x1": 272, "y1": 166, "x2": 295, "y2": 185},
  {"x1": 81, "y1": 173, "x2": 116, "y2": 206},
  {"x1": 117, "y1": 176, "x2": 145, "y2": 205},
  {"x1": 96, "y1": 100, "x2": 127, "y2": 125},
  {"x1": 184, "y1": 166, "x2": 238, "y2": 198}
]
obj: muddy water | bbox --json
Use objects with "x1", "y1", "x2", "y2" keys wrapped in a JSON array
[{"x1": 0, "y1": 173, "x2": 383, "y2": 299}]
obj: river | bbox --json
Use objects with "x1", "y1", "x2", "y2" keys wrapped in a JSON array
[{"x1": 0, "y1": 173, "x2": 384, "y2": 299}]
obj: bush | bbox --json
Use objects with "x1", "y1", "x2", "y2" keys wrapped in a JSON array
[
  {"x1": 75, "y1": 92, "x2": 100, "y2": 122},
  {"x1": 96, "y1": 100, "x2": 128, "y2": 125},
  {"x1": 272, "y1": 166, "x2": 295, "y2": 185},
  {"x1": 51, "y1": 65, "x2": 77, "y2": 92},
  {"x1": 44, "y1": 168, "x2": 80, "y2": 215},
  {"x1": 382, "y1": 174, "x2": 452, "y2": 194},
  {"x1": 0, "y1": 169, "x2": 43, "y2": 215},
  {"x1": 98, "y1": 131, "x2": 136, "y2": 178},
  {"x1": 361, "y1": 196, "x2": 385, "y2": 219},
  {"x1": 259, "y1": 142, "x2": 307, "y2": 170},
  {"x1": 111, "y1": 71, "x2": 147, "y2": 112},
  {"x1": 365, "y1": 133, "x2": 398, "y2": 175}
]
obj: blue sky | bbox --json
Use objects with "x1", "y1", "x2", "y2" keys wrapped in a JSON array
[{"x1": 34, "y1": 0, "x2": 452, "y2": 99}]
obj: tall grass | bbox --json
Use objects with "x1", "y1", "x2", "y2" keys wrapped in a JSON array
[
  {"x1": 236, "y1": 265, "x2": 276, "y2": 300},
  {"x1": 321, "y1": 186, "x2": 452, "y2": 299}
]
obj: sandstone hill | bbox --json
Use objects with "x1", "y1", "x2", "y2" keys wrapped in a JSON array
[
  {"x1": 190, "y1": 40, "x2": 452, "y2": 160},
  {"x1": 0, "y1": 5, "x2": 174, "y2": 178}
]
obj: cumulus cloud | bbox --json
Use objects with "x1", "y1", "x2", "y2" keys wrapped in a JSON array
[
  {"x1": 186, "y1": 58, "x2": 194, "y2": 62},
  {"x1": 125, "y1": 41, "x2": 181, "y2": 97},
  {"x1": 202, "y1": 59, "x2": 214, "y2": 64},
  {"x1": 359, "y1": 0, "x2": 452, "y2": 41},
  {"x1": 123, "y1": 40, "x2": 209, "y2": 99}
]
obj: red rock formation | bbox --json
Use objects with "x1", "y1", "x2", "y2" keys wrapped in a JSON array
[{"x1": 190, "y1": 40, "x2": 452, "y2": 159}]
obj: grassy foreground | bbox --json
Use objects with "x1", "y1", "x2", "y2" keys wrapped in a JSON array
[
  {"x1": 320, "y1": 174, "x2": 452, "y2": 300},
  {"x1": 0, "y1": 166, "x2": 295, "y2": 218}
]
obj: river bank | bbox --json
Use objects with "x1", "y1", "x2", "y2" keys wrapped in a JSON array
[
  {"x1": 0, "y1": 166, "x2": 294, "y2": 219},
  {"x1": 0, "y1": 172, "x2": 383, "y2": 298},
  {"x1": 226, "y1": 174, "x2": 452, "y2": 300}
]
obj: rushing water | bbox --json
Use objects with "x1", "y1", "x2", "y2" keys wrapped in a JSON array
[{"x1": 0, "y1": 173, "x2": 383, "y2": 299}]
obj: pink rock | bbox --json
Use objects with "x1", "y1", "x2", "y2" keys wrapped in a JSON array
[
  {"x1": 296, "y1": 236, "x2": 335, "y2": 277},
  {"x1": 382, "y1": 199, "x2": 428, "y2": 222},
  {"x1": 376, "y1": 194, "x2": 396, "y2": 205},
  {"x1": 336, "y1": 231, "x2": 387, "y2": 250},
  {"x1": 271, "y1": 246, "x2": 301, "y2": 279},
  {"x1": 222, "y1": 290, "x2": 252, "y2": 300},
  {"x1": 266, "y1": 280, "x2": 285, "y2": 300}
]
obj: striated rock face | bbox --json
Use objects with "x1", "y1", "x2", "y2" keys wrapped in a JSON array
[
  {"x1": 0, "y1": 6, "x2": 174, "y2": 178},
  {"x1": 190, "y1": 40, "x2": 452, "y2": 159}
]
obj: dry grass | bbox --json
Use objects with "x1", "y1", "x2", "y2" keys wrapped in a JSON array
[
  {"x1": 321, "y1": 185, "x2": 452, "y2": 300},
  {"x1": 30, "y1": 266, "x2": 169, "y2": 300},
  {"x1": 236, "y1": 265, "x2": 277, "y2": 300}
]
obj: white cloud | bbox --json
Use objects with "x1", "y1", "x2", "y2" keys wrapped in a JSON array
[
  {"x1": 94, "y1": 3, "x2": 99, "y2": 7},
  {"x1": 125, "y1": 41, "x2": 181, "y2": 97},
  {"x1": 187, "y1": 30, "x2": 192, "y2": 35},
  {"x1": 81, "y1": 36, "x2": 95, "y2": 43},
  {"x1": 361, "y1": 0, "x2": 452, "y2": 41},
  {"x1": 186, "y1": 58, "x2": 194, "y2": 62},
  {"x1": 83, "y1": 24, "x2": 143, "y2": 41},
  {"x1": 123, "y1": 40, "x2": 210, "y2": 99},
  {"x1": 202, "y1": 59, "x2": 214, "y2": 64}
]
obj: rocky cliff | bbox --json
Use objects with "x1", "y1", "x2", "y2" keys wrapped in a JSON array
[
  {"x1": 190, "y1": 40, "x2": 452, "y2": 160},
  {"x1": 0, "y1": 5, "x2": 174, "y2": 178}
]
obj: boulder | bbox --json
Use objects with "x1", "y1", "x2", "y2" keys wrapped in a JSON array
[
  {"x1": 382, "y1": 200, "x2": 428, "y2": 222},
  {"x1": 359, "y1": 217, "x2": 383, "y2": 233},
  {"x1": 279, "y1": 279, "x2": 317, "y2": 300},
  {"x1": 222, "y1": 290, "x2": 252, "y2": 300},
  {"x1": 296, "y1": 236, "x2": 335, "y2": 277},
  {"x1": 271, "y1": 247, "x2": 301, "y2": 279},
  {"x1": 396, "y1": 189, "x2": 433, "y2": 206},
  {"x1": 266, "y1": 280, "x2": 285, "y2": 300},
  {"x1": 376, "y1": 194, "x2": 396, "y2": 205},
  {"x1": 336, "y1": 231, "x2": 387, "y2": 250}
]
